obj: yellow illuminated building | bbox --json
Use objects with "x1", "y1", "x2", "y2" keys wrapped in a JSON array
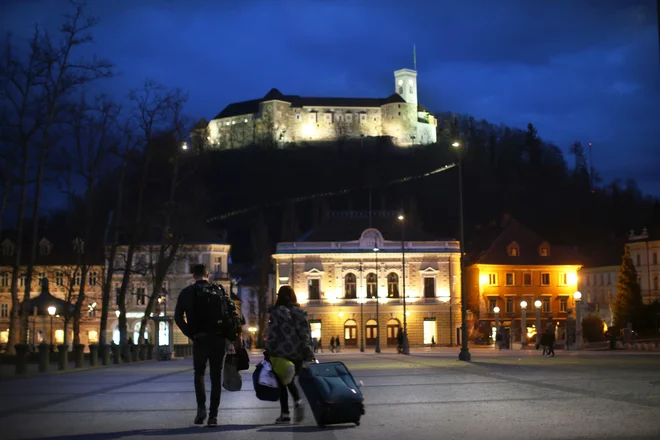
[
  {"x1": 465, "y1": 217, "x2": 583, "y2": 344},
  {"x1": 272, "y1": 212, "x2": 462, "y2": 348}
]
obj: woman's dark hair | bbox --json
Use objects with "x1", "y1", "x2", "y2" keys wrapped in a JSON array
[{"x1": 275, "y1": 285, "x2": 298, "y2": 306}]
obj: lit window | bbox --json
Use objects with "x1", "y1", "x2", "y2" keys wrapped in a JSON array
[
  {"x1": 55, "y1": 329, "x2": 64, "y2": 344},
  {"x1": 0, "y1": 304, "x2": 8, "y2": 318},
  {"x1": 89, "y1": 271, "x2": 98, "y2": 286},
  {"x1": 540, "y1": 247, "x2": 549, "y2": 256},
  {"x1": 55, "y1": 272, "x2": 63, "y2": 286},
  {"x1": 505, "y1": 273, "x2": 514, "y2": 286},
  {"x1": 87, "y1": 330, "x2": 98, "y2": 344},
  {"x1": 344, "y1": 273, "x2": 357, "y2": 299},
  {"x1": 366, "y1": 273, "x2": 377, "y2": 298},
  {"x1": 506, "y1": 298, "x2": 513, "y2": 313},
  {"x1": 541, "y1": 273, "x2": 550, "y2": 286},
  {"x1": 423, "y1": 319, "x2": 436, "y2": 344},
  {"x1": 488, "y1": 273, "x2": 498, "y2": 286},
  {"x1": 542, "y1": 298, "x2": 550, "y2": 312},
  {"x1": 560, "y1": 298, "x2": 568, "y2": 312}
]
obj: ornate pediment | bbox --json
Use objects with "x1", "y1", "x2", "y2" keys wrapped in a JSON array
[{"x1": 359, "y1": 228, "x2": 383, "y2": 250}]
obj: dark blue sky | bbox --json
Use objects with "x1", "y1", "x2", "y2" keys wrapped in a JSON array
[{"x1": 3, "y1": 0, "x2": 660, "y2": 202}]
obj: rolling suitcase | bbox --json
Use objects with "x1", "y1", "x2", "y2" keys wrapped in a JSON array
[{"x1": 298, "y1": 361, "x2": 365, "y2": 428}]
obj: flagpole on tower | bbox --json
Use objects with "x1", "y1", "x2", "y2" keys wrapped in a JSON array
[{"x1": 413, "y1": 44, "x2": 417, "y2": 70}]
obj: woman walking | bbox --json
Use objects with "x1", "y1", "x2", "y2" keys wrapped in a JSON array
[{"x1": 265, "y1": 286, "x2": 315, "y2": 424}]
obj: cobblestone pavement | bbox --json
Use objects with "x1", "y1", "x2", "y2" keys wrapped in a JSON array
[{"x1": 1, "y1": 348, "x2": 660, "y2": 440}]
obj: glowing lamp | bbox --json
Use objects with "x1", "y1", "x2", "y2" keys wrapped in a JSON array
[
  {"x1": 534, "y1": 300, "x2": 542, "y2": 308},
  {"x1": 520, "y1": 301, "x2": 528, "y2": 309},
  {"x1": 452, "y1": 141, "x2": 460, "y2": 147},
  {"x1": 493, "y1": 306, "x2": 500, "y2": 313},
  {"x1": 567, "y1": 272, "x2": 578, "y2": 285},
  {"x1": 47, "y1": 306, "x2": 56, "y2": 316},
  {"x1": 573, "y1": 291, "x2": 582, "y2": 300},
  {"x1": 338, "y1": 312, "x2": 344, "y2": 318},
  {"x1": 398, "y1": 215, "x2": 404, "y2": 221},
  {"x1": 405, "y1": 311, "x2": 411, "y2": 317},
  {"x1": 479, "y1": 274, "x2": 488, "y2": 285},
  {"x1": 181, "y1": 142, "x2": 188, "y2": 150},
  {"x1": 115, "y1": 310, "x2": 121, "y2": 318}
]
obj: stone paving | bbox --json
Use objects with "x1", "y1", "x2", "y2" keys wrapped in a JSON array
[{"x1": 1, "y1": 348, "x2": 660, "y2": 440}]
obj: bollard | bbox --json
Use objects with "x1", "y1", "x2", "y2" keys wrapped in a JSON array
[
  {"x1": 57, "y1": 344, "x2": 68, "y2": 371},
  {"x1": 111, "y1": 344, "x2": 121, "y2": 365},
  {"x1": 139, "y1": 344, "x2": 147, "y2": 361},
  {"x1": 100, "y1": 344, "x2": 111, "y2": 365},
  {"x1": 38, "y1": 342, "x2": 50, "y2": 373},
  {"x1": 147, "y1": 343, "x2": 154, "y2": 360},
  {"x1": 89, "y1": 344, "x2": 99, "y2": 367},
  {"x1": 73, "y1": 344, "x2": 85, "y2": 368},
  {"x1": 131, "y1": 344, "x2": 139, "y2": 362},
  {"x1": 14, "y1": 343, "x2": 29, "y2": 376},
  {"x1": 120, "y1": 344, "x2": 131, "y2": 363}
]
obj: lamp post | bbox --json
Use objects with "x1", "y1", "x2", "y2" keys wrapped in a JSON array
[
  {"x1": 493, "y1": 306, "x2": 500, "y2": 346},
  {"x1": 534, "y1": 300, "x2": 542, "y2": 347},
  {"x1": 520, "y1": 301, "x2": 528, "y2": 348},
  {"x1": 48, "y1": 306, "x2": 56, "y2": 347},
  {"x1": 398, "y1": 214, "x2": 409, "y2": 355},
  {"x1": 453, "y1": 140, "x2": 471, "y2": 361},
  {"x1": 374, "y1": 246, "x2": 381, "y2": 354},
  {"x1": 573, "y1": 291, "x2": 582, "y2": 347},
  {"x1": 359, "y1": 261, "x2": 365, "y2": 353}
]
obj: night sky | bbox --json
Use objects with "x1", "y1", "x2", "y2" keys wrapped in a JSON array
[{"x1": 2, "y1": 0, "x2": 660, "y2": 212}]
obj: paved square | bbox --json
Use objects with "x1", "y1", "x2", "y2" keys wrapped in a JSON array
[{"x1": 1, "y1": 348, "x2": 660, "y2": 440}]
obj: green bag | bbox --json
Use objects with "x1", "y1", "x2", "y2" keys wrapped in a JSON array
[{"x1": 270, "y1": 357, "x2": 295, "y2": 385}]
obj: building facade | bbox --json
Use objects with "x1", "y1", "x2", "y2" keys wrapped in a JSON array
[
  {"x1": 109, "y1": 242, "x2": 234, "y2": 346},
  {"x1": 272, "y1": 212, "x2": 462, "y2": 348},
  {"x1": 465, "y1": 218, "x2": 583, "y2": 344},
  {"x1": 0, "y1": 235, "x2": 103, "y2": 348},
  {"x1": 577, "y1": 265, "x2": 618, "y2": 326},
  {"x1": 207, "y1": 68, "x2": 437, "y2": 148},
  {"x1": 627, "y1": 228, "x2": 660, "y2": 304}
]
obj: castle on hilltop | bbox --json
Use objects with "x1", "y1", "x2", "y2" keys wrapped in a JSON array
[{"x1": 205, "y1": 67, "x2": 437, "y2": 148}]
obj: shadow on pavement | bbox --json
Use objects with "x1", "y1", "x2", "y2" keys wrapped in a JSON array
[
  {"x1": 21, "y1": 424, "x2": 266, "y2": 439},
  {"x1": 258, "y1": 425, "x2": 356, "y2": 433}
]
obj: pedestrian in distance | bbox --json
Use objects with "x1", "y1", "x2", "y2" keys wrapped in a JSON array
[
  {"x1": 174, "y1": 264, "x2": 243, "y2": 427},
  {"x1": 265, "y1": 285, "x2": 315, "y2": 424},
  {"x1": 330, "y1": 336, "x2": 336, "y2": 353},
  {"x1": 335, "y1": 335, "x2": 340, "y2": 353}
]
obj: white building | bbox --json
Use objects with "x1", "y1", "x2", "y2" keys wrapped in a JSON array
[
  {"x1": 271, "y1": 211, "x2": 462, "y2": 348},
  {"x1": 627, "y1": 228, "x2": 660, "y2": 304}
]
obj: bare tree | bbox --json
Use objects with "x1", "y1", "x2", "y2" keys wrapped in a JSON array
[
  {"x1": 61, "y1": 94, "x2": 120, "y2": 345},
  {"x1": 114, "y1": 81, "x2": 187, "y2": 348},
  {"x1": 334, "y1": 119, "x2": 351, "y2": 152},
  {"x1": 0, "y1": 2, "x2": 112, "y2": 352}
]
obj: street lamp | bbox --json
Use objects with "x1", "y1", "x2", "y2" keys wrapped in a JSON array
[
  {"x1": 48, "y1": 306, "x2": 56, "y2": 346},
  {"x1": 534, "y1": 300, "x2": 542, "y2": 347},
  {"x1": 374, "y1": 246, "x2": 381, "y2": 354},
  {"x1": 359, "y1": 260, "x2": 365, "y2": 353},
  {"x1": 520, "y1": 301, "x2": 528, "y2": 347},
  {"x1": 115, "y1": 310, "x2": 120, "y2": 318},
  {"x1": 453, "y1": 140, "x2": 470, "y2": 361},
  {"x1": 573, "y1": 291, "x2": 582, "y2": 347},
  {"x1": 398, "y1": 214, "x2": 409, "y2": 355},
  {"x1": 493, "y1": 306, "x2": 500, "y2": 347}
]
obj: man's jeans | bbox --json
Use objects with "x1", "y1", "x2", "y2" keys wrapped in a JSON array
[{"x1": 193, "y1": 335, "x2": 226, "y2": 417}]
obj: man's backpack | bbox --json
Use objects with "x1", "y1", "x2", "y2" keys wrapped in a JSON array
[{"x1": 194, "y1": 283, "x2": 240, "y2": 339}]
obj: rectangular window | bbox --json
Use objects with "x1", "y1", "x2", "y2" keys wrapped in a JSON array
[
  {"x1": 505, "y1": 273, "x2": 514, "y2": 286},
  {"x1": 488, "y1": 299, "x2": 497, "y2": 312},
  {"x1": 89, "y1": 271, "x2": 98, "y2": 286},
  {"x1": 360, "y1": 114, "x2": 367, "y2": 123},
  {"x1": 88, "y1": 307, "x2": 97, "y2": 318},
  {"x1": 0, "y1": 272, "x2": 8, "y2": 287},
  {"x1": 423, "y1": 319, "x2": 437, "y2": 344},
  {"x1": 345, "y1": 114, "x2": 353, "y2": 122},
  {"x1": 310, "y1": 321, "x2": 321, "y2": 340},
  {"x1": 324, "y1": 113, "x2": 332, "y2": 123},
  {"x1": 541, "y1": 273, "x2": 550, "y2": 286},
  {"x1": 0, "y1": 303, "x2": 8, "y2": 318},
  {"x1": 506, "y1": 298, "x2": 514, "y2": 313},
  {"x1": 523, "y1": 273, "x2": 531, "y2": 286},
  {"x1": 558, "y1": 273, "x2": 567, "y2": 285},
  {"x1": 19, "y1": 274, "x2": 25, "y2": 287},
  {"x1": 87, "y1": 330, "x2": 99, "y2": 344},
  {"x1": 560, "y1": 297, "x2": 568, "y2": 312},
  {"x1": 542, "y1": 298, "x2": 550, "y2": 313},
  {"x1": 55, "y1": 329, "x2": 64, "y2": 344},
  {"x1": 114, "y1": 287, "x2": 121, "y2": 305},
  {"x1": 423, "y1": 277, "x2": 435, "y2": 298},
  {"x1": 72, "y1": 272, "x2": 81, "y2": 287},
  {"x1": 488, "y1": 273, "x2": 498, "y2": 286},
  {"x1": 136, "y1": 287, "x2": 146, "y2": 306},
  {"x1": 308, "y1": 279, "x2": 320, "y2": 300},
  {"x1": 308, "y1": 113, "x2": 316, "y2": 123}
]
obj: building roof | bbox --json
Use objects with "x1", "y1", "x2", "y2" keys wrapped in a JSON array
[
  {"x1": 466, "y1": 217, "x2": 584, "y2": 266},
  {"x1": 213, "y1": 89, "x2": 409, "y2": 120},
  {"x1": 0, "y1": 229, "x2": 105, "y2": 267},
  {"x1": 296, "y1": 211, "x2": 447, "y2": 243}
]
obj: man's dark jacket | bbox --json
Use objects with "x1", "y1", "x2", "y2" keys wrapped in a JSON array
[{"x1": 174, "y1": 280, "x2": 241, "y2": 340}]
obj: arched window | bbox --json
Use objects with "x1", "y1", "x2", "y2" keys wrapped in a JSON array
[
  {"x1": 344, "y1": 319, "x2": 357, "y2": 346},
  {"x1": 365, "y1": 319, "x2": 378, "y2": 345},
  {"x1": 366, "y1": 273, "x2": 377, "y2": 298},
  {"x1": 133, "y1": 321, "x2": 149, "y2": 345},
  {"x1": 387, "y1": 273, "x2": 399, "y2": 298},
  {"x1": 387, "y1": 319, "x2": 400, "y2": 346},
  {"x1": 344, "y1": 273, "x2": 357, "y2": 299}
]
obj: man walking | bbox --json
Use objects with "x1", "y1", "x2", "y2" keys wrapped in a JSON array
[{"x1": 175, "y1": 264, "x2": 242, "y2": 427}]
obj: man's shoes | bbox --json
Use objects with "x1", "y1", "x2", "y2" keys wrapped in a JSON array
[
  {"x1": 275, "y1": 414, "x2": 291, "y2": 424},
  {"x1": 293, "y1": 401, "x2": 305, "y2": 423},
  {"x1": 194, "y1": 407, "x2": 207, "y2": 425},
  {"x1": 207, "y1": 416, "x2": 218, "y2": 427}
]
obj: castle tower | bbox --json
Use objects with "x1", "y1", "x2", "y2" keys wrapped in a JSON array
[{"x1": 394, "y1": 68, "x2": 418, "y2": 106}]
